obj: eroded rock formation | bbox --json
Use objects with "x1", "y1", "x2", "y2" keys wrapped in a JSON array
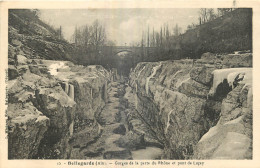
[
  {"x1": 7, "y1": 58, "x2": 110, "y2": 159},
  {"x1": 128, "y1": 52, "x2": 252, "y2": 159}
]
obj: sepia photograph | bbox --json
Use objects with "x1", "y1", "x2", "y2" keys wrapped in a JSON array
[{"x1": 0, "y1": 0, "x2": 258, "y2": 167}]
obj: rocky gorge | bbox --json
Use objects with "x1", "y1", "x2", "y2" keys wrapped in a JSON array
[
  {"x1": 7, "y1": 58, "x2": 111, "y2": 159},
  {"x1": 6, "y1": 9, "x2": 253, "y2": 160},
  {"x1": 128, "y1": 52, "x2": 252, "y2": 159},
  {"x1": 7, "y1": 52, "x2": 253, "y2": 160}
]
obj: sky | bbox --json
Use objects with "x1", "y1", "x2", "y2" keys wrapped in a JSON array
[{"x1": 40, "y1": 9, "x2": 200, "y2": 46}]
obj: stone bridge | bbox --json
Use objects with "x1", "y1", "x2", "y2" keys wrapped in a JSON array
[{"x1": 101, "y1": 46, "x2": 157, "y2": 57}]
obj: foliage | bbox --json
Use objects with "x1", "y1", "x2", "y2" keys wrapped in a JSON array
[
  {"x1": 71, "y1": 20, "x2": 118, "y2": 68},
  {"x1": 136, "y1": 8, "x2": 252, "y2": 62},
  {"x1": 8, "y1": 9, "x2": 76, "y2": 62}
]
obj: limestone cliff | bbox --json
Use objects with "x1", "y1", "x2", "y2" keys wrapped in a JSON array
[
  {"x1": 7, "y1": 57, "x2": 110, "y2": 159},
  {"x1": 129, "y1": 52, "x2": 252, "y2": 159},
  {"x1": 7, "y1": 9, "x2": 112, "y2": 159},
  {"x1": 193, "y1": 68, "x2": 252, "y2": 159}
]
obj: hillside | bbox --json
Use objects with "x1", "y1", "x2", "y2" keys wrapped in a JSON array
[
  {"x1": 8, "y1": 9, "x2": 75, "y2": 64},
  {"x1": 148, "y1": 8, "x2": 252, "y2": 61},
  {"x1": 181, "y1": 8, "x2": 252, "y2": 58}
]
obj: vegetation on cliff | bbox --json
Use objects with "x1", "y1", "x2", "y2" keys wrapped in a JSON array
[
  {"x1": 8, "y1": 9, "x2": 75, "y2": 63},
  {"x1": 137, "y1": 8, "x2": 252, "y2": 62}
]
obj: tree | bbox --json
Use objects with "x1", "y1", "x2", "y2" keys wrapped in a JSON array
[
  {"x1": 89, "y1": 19, "x2": 106, "y2": 51},
  {"x1": 147, "y1": 26, "x2": 150, "y2": 47},
  {"x1": 160, "y1": 27, "x2": 163, "y2": 47},
  {"x1": 151, "y1": 27, "x2": 155, "y2": 47},
  {"x1": 217, "y1": 8, "x2": 232, "y2": 17},
  {"x1": 165, "y1": 23, "x2": 170, "y2": 48},
  {"x1": 166, "y1": 23, "x2": 170, "y2": 41},
  {"x1": 163, "y1": 23, "x2": 166, "y2": 38},
  {"x1": 140, "y1": 31, "x2": 145, "y2": 61},
  {"x1": 187, "y1": 25, "x2": 193, "y2": 30},
  {"x1": 31, "y1": 9, "x2": 40, "y2": 19},
  {"x1": 73, "y1": 26, "x2": 79, "y2": 46},
  {"x1": 57, "y1": 26, "x2": 64, "y2": 40},
  {"x1": 198, "y1": 8, "x2": 217, "y2": 24},
  {"x1": 82, "y1": 25, "x2": 90, "y2": 47},
  {"x1": 71, "y1": 20, "x2": 108, "y2": 65},
  {"x1": 199, "y1": 8, "x2": 209, "y2": 23},
  {"x1": 155, "y1": 32, "x2": 160, "y2": 48},
  {"x1": 207, "y1": 8, "x2": 216, "y2": 21},
  {"x1": 173, "y1": 24, "x2": 181, "y2": 36}
]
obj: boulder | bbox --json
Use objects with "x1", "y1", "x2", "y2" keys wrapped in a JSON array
[
  {"x1": 201, "y1": 52, "x2": 215, "y2": 60},
  {"x1": 8, "y1": 65, "x2": 19, "y2": 80},
  {"x1": 17, "y1": 55, "x2": 28, "y2": 65},
  {"x1": 114, "y1": 131, "x2": 145, "y2": 150},
  {"x1": 17, "y1": 65, "x2": 29, "y2": 75},
  {"x1": 8, "y1": 102, "x2": 50, "y2": 159},
  {"x1": 178, "y1": 79, "x2": 210, "y2": 98},
  {"x1": 113, "y1": 124, "x2": 126, "y2": 135},
  {"x1": 7, "y1": 61, "x2": 79, "y2": 159},
  {"x1": 193, "y1": 84, "x2": 252, "y2": 159},
  {"x1": 190, "y1": 65, "x2": 215, "y2": 86},
  {"x1": 193, "y1": 121, "x2": 252, "y2": 159},
  {"x1": 11, "y1": 39, "x2": 22, "y2": 47},
  {"x1": 8, "y1": 58, "x2": 15, "y2": 65},
  {"x1": 29, "y1": 65, "x2": 41, "y2": 75},
  {"x1": 8, "y1": 44, "x2": 16, "y2": 59},
  {"x1": 221, "y1": 53, "x2": 252, "y2": 67}
]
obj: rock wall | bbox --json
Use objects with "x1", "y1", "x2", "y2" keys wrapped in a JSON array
[
  {"x1": 193, "y1": 69, "x2": 252, "y2": 159},
  {"x1": 7, "y1": 58, "x2": 110, "y2": 159},
  {"x1": 7, "y1": 61, "x2": 75, "y2": 159},
  {"x1": 129, "y1": 52, "x2": 252, "y2": 159},
  {"x1": 7, "y1": 9, "x2": 113, "y2": 159}
]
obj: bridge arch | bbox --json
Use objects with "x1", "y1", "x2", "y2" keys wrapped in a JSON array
[{"x1": 114, "y1": 50, "x2": 133, "y2": 56}]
